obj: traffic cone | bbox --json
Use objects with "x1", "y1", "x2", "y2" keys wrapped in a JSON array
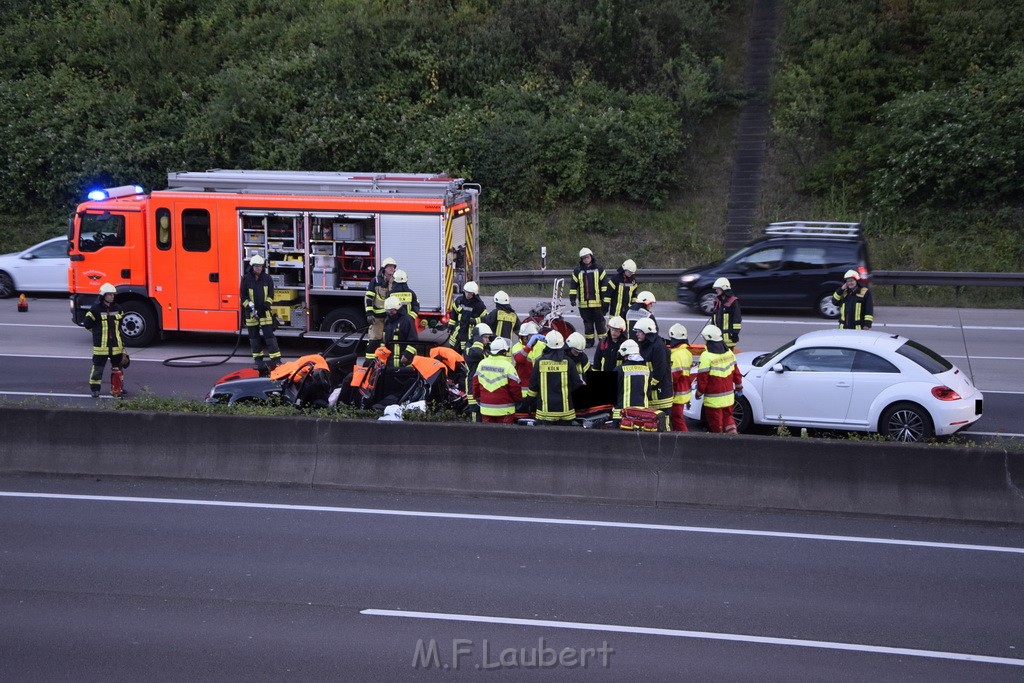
[{"x1": 17, "y1": 294, "x2": 27, "y2": 312}]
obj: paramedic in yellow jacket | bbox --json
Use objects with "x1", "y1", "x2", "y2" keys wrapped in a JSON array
[{"x1": 667, "y1": 324, "x2": 693, "y2": 432}]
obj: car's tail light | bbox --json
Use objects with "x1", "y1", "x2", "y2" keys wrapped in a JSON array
[{"x1": 931, "y1": 386, "x2": 961, "y2": 401}]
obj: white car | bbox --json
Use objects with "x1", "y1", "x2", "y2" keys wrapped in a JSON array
[
  {"x1": 685, "y1": 329, "x2": 984, "y2": 442},
  {"x1": 0, "y1": 236, "x2": 70, "y2": 298}
]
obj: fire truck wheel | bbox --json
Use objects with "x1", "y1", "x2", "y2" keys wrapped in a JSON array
[
  {"x1": 119, "y1": 300, "x2": 158, "y2": 347},
  {"x1": 319, "y1": 308, "x2": 362, "y2": 334}
]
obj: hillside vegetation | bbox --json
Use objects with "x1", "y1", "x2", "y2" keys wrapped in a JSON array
[{"x1": 0, "y1": 0, "x2": 1020, "y2": 278}]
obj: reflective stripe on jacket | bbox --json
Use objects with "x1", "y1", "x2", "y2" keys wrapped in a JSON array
[
  {"x1": 613, "y1": 359, "x2": 650, "y2": 419},
  {"x1": 669, "y1": 342, "x2": 693, "y2": 405},
  {"x1": 834, "y1": 286, "x2": 874, "y2": 330},
  {"x1": 695, "y1": 345, "x2": 742, "y2": 409},
  {"x1": 472, "y1": 355, "x2": 522, "y2": 416}
]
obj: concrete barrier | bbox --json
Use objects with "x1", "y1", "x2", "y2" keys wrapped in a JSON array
[{"x1": 1, "y1": 406, "x2": 1021, "y2": 524}]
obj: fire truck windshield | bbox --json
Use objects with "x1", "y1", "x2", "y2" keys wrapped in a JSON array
[{"x1": 78, "y1": 212, "x2": 126, "y2": 253}]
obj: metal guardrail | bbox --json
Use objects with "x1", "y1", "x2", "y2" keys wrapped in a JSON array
[{"x1": 480, "y1": 269, "x2": 1024, "y2": 291}]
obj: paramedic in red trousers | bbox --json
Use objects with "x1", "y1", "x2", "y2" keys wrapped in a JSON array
[
  {"x1": 472, "y1": 337, "x2": 522, "y2": 424},
  {"x1": 364, "y1": 256, "x2": 397, "y2": 360},
  {"x1": 612, "y1": 339, "x2": 650, "y2": 422},
  {"x1": 525, "y1": 330, "x2": 585, "y2": 425},
  {"x1": 593, "y1": 315, "x2": 628, "y2": 371},
  {"x1": 240, "y1": 254, "x2": 282, "y2": 374},
  {"x1": 667, "y1": 324, "x2": 693, "y2": 432},
  {"x1": 382, "y1": 296, "x2": 417, "y2": 366},
  {"x1": 603, "y1": 259, "x2": 639, "y2": 321},
  {"x1": 694, "y1": 324, "x2": 743, "y2": 434},
  {"x1": 447, "y1": 281, "x2": 487, "y2": 353},
  {"x1": 711, "y1": 277, "x2": 741, "y2": 350},
  {"x1": 84, "y1": 282, "x2": 126, "y2": 398},
  {"x1": 834, "y1": 269, "x2": 874, "y2": 330},
  {"x1": 570, "y1": 247, "x2": 607, "y2": 348},
  {"x1": 483, "y1": 290, "x2": 520, "y2": 342},
  {"x1": 633, "y1": 317, "x2": 674, "y2": 421}
]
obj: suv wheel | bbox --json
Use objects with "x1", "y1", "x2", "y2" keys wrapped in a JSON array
[
  {"x1": 816, "y1": 292, "x2": 840, "y2": 319},
  {"x1": 697, "y1": 290, "x2": 717, "y2": 315}
]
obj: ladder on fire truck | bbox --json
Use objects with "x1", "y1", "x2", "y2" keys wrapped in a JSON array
[{"x1": 165, "y1": 170, "x2": 470, "y2": 198}]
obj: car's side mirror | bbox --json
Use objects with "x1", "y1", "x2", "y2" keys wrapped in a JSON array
[
  {"x1": 735, "y1": 262, "x2": 749, "y2": 273},
  {"x1": 772, "y1": 363, "x2": 784, "y2": 373},
  {"x1": 20, "y1": 253, "x2": 35, "y2": 260}
]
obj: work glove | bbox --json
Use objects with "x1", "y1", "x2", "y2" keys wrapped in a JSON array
[
  {"x1": 528, "y1": 333, "x2": 546, "y2": 347},
  {"x1": 735, "y1": 388, "x2": 743, "y2": 398}
]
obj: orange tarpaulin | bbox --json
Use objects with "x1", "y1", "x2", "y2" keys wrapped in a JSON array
[{"x1": 269, "y1": 354, "x2": 330, "y2": 381}]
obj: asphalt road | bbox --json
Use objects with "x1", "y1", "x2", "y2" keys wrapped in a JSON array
[
  {"x1": 1, "y1": 476, "x2": 1022, "y2": 681},
  {"x1": 2, "y1": 297, "x2": 1021, "y2": 437}
]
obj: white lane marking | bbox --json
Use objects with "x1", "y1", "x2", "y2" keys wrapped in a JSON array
[
  {"x1": 0, "y1": 391, "x2": 110, "y2": 399},
  {"x1": 360, "y1": 609, "x2": 1024, "y2": 668},
  {"x1": 968, "y1": 431, "x2": 1024, "y2": 438},
  {"x1": 0, "y1": 492, "x2": 1021, "y2": 555}
]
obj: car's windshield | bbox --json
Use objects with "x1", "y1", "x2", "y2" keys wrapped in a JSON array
[
  {"x1": 896, "y1": 339, "x2": 953, "y2": 374},
  {"x1": 752, "y1": 339, "x2": 796, "y2": 367}
]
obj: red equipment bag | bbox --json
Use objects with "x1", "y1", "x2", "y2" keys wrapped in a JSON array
[{"x1": 619, "y1": 407, "x2": 666, "y2": 432}]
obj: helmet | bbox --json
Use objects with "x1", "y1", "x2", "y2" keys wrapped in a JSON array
[
  {"x1": 249, "y1": 255, "x2": 265, "y2": 266},
  {"x1": 475, "y1": 322, "x2": 493, "y2": 337},
  {"x1": 566, "y1": 332, "x2": 586, "y2": 351},
  {"x1": 490, "y1": 338, "x2": 510, "y2": 354},
  {"x1": 607, "y1": 316, "x2": 627, "y2": 331},
  {"x1": 844, "y1": 269, "x2": 860, "y2": 280},
  {"x1": 384, "y1": 296, "x2": 402, "y2": 311},
  {"x1": 669, "y1": 323, "x2": 688, "y2": 341},
  {"x1": 493, "y1": 290, "x2": 510, "y2": 305},
  {"x1": 621, "y1": 259, "x2": 637, "y2": 273},
  {"x1": 545, "y1": 330, "x2": 565, "y2": 349},
  {"x1": 463, "y1": 281, "x2": 479, "y2": 294},
  {"x1": 393, "y1": 269, "x2": 408, "y2": 283},
  {"x1": 701, "y1": 324, "x2": 724, "y2": 342},
  {"x1": 634, "y1": 318, "x2": 658, "y2": 335},
  {"x1": 518, "y1": 321, "x2": 539, "y2": 337},
  {"x1": 381, "y1": 257, "x2": 397, "y2": 268},
  {"x1": 618, "y1": 339, "x2": 640, "y2": 357},
  {"x1": 636, "y1": 291, "x2": 656, "y2": 305},
  {"x1": 713, "y1": 277, "x2": 731, "y2": 290},
  {"x1": 579, "y1": 247, "x2": 593, "y2": 258},
  {"x1": 99, "y1": 283, "x2": 117, "y2": 295}
]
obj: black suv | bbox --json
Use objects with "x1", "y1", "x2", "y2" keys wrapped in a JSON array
[{"x1": 677, "y1": 222, "x2": 871, "y2": 318}]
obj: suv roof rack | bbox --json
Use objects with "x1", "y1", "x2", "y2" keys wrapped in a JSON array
[{"x1": 764, "y1": 221, "x2": 862, "y2": 238}]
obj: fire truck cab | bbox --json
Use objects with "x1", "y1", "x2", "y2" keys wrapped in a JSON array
[{"x1": 68, "y1": 170, "x2": 479, "y2": 346}]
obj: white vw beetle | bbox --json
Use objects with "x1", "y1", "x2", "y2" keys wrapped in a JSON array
[{"x1": 686, "y1": 329, "x2": 983, "y2": 442}]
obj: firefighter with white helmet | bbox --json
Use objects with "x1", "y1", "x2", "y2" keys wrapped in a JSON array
[
  {"x1": 483, "y1": 289, "x2": 520, "y2": 342},
  {"x1": 712, "y1": 277, "x2": 741, "y2": 350},
  {"x1": 382, "y1": 295, "x2": 417, "y2": 366},
  {"x1": 240, "y1": 254, "x2": 282, "y2": 374},
  {"x1": 570, "y1": 247, "x2": 607, "y2": 347},
  {"x1": 667, "y1": 323, "x2": 693, "y2": 432},
  {"x1": 634, "y1": 316, "x2": 673, "y2": 420},
  {"x1": 84, "y1": 282, "x2": 126, "y2": 398},
  {"x1": 511, "y1": 320, "x2": 546, "y2": 388},
  {"x1": 471, "y1": 336, "x2": 523, "y2": 424},
  {"x1": 833, "y1": 268, "x2": 873, "y2": 330},
  {"x1": 565, "y1": 331, "x2": 591, "y2": 375},
  {"x1": 447, "y1": 280, "x2": 487, "y2": 353},
  {"x1": 462, "y1": 322, "x2": 494, "y2": 420},
  {"x1": 390, "y1": 268, "x2": 420, "y2": 322},
  {"x1": 603, "y1": 258, "x2": 639, "y2": 321},
  {"x1": 594, "y1": 315, "x2": 628, "y2": 371},
  {"x1": 626, "y1": 290, "x2": 657, "y2": 334},
  {"x1": 613, "y1": 338, "x2": 650, "y2": 421},
  {"x1": 694, "y1": 324, "x2": 743, "y2": 434},
  {"x1": 524, "y1": 329, "x2": 585, "y2": 425},
  {"x1": 364, "y1": 256, "x2": 399, "y2": 360}
]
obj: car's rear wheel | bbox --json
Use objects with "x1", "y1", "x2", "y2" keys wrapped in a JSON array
[
  {"x1": 697, "y1": 290, "x2": 717, "y2": 315},
  {"x1": 0, "y1": 272, "x2": 14, "y2": 298},
  {"x1": 879, "y1": 402, "x2": 934, "y2": 443},
  {"x1": 816, "y1": 291, "x2": 840, "y2": 319}
]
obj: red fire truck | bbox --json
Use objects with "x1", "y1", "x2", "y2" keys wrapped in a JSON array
[{"x1": 68, "y1": 170, "x2": 479, "y2": 346}]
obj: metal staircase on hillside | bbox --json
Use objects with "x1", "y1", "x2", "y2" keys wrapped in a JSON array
[{"x1": 723, "y1": 0, "x2": 782, "y2": 253}]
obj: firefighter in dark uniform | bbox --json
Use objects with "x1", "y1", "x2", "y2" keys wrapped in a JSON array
[
  {"x1": 240, "y1": 254, "x2": 281, "y2": 374},
  {"x1": 525, "y1": 330, "x2": 585, "y2": 425},
  {"x1": 603, "y1": 259, "x2": 639, "y2": 321},
  {"x1": 634, "y1": 317, "x2": 674, "y2": 424},
  {"x1": 712, "y1": 277, "x2": 742, "y2": 350},
  {"x1": 565, "y1": 332, "x2": 592, "y2": 376},
  {"x1": 447, "y1": 281, "x2": 487, "y2": 353},
  {"x1": 390, "y1": 269, "x2": 420, "y2": 320},
  {"x1": 483, "y1": 290, "x2": 520, "y2": 342},
  {"x1": 612, "y1": 339, "x2": 650, "y2": 421},
  {"x1": 364, "y1": 257, "x2": 398, "y2": 360},
  {"x1": 382, "y1": 296, "x2": 417, "y2": 366},
  {"x1": 570, "y1": 247, "x2": 607, "y2": 348},
  {"x1": 593, "y1": 315, "x2": 628, "y2": 372},
  {"x1": 84, "y1": 282, "x2": 126, "y2": 398},
  {"x1": 834, "y1": 269, "x2": 874, "y2": 330},
  {"x1": 463, "y1": 322, "x2": 494, "y2": 421},
  {"x1": 625, "y1": 291, "x2": 658, "y2": 335}
]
